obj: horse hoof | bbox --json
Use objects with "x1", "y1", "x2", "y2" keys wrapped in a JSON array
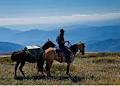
[
  {"x1": 47, "y1": 74, "x2": 51, "y2": 78},
  {"x1": 66, "y1": 72, "x2": 71, "y2": 76},
  {"x1": 47, "y1": 75, "x2": 51, "y2": 77},
  {"x1": 23, "y1": 76, "x2": 26, "y2": 79},
  {"x1": 41, "y1": 74, "x2": 46, "y2": 77},
  {"x1": 66, "y1": 72, "x2": 69, "y2": 75},
  {"x1": 14, "y1": 76, "x2": 17, "y2": 79},
  {"x1": 24, "y1": 76, "x2": 26, "y2": 78}
]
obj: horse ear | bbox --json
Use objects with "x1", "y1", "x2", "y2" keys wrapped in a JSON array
[
  {"x1": 48, "y1": 38, "x2": 50, "y2": 41},
  {"x1": 79, "y1": 41, "x2": 82, "y2": 43}
]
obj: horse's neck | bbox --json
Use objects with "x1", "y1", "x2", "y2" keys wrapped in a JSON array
[
  {"x1": 42, "y1": 46, "x2": 47, "y2": 50},
  {"x1": 42, "y1": 43, "x2": 55, "y2": 50},
  {"x1": 70, "y1": 44, "x2": 78, "y2": 56},
  {"x1": 42, "y1": 45, "x2": 50, "y2": 50}
]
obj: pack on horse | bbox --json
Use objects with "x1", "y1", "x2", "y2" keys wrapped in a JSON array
[
  {"x1": 11, "y1": 40, "x2": 55, "y2": 78},
  {"x1": 44, "y1": 29, "x2": 85, "y2": 76}
]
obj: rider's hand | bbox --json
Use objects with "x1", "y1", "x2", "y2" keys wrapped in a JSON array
[{"x1": 67, "y1": 41, "x2": 70, "y2": 43}]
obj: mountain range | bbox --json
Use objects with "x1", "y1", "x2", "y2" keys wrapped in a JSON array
[
  {"x1": 86, "y1": 39, "x2": 120, "y2": 52},
  {"x1": 0, "y1": 25, "x2": 120, "y2": 53},
  {"x1": 0, "y1": 42, "x2": 23, "y2": 54}
]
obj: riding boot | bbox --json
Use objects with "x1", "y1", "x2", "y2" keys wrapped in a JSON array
[
  {"x1": 57, "y1": 52, "x2": 63, "y2": 63},
  {"x1": 66, "y1": 52, "x2": 71, "y2": 63},
  {"x1": 60, "y1": 57, "x2": 63, "y2": 63},
  {"x1": 59, "y1": 53, "x2": 64, "y2": 63}
]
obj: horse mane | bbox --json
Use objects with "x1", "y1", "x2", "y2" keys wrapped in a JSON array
[
  {"x1": 82, "y1": 43, "x2": 85, "y2": 47},
  {"x1": 42, "y1": 40, "x2": 55, "y2": 50}
]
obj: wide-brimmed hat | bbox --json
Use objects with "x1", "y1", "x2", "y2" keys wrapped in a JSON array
[{"x1": 60, "y1": 29, "x2": 65, "y2": 33}]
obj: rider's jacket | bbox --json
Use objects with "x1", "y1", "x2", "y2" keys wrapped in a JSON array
[{"x1": 56, "y1": 34, "x2": 65, "y2": 49}]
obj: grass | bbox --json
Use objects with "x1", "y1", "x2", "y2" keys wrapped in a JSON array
[{"x1": 0, "y1": 52, "x2": 120, "y2": 85}]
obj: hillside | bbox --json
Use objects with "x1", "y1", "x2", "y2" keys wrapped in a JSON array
[
  {"x1": 12, "y1": 29, "x2": 58, "y2": 45},
  {"x1": 0, "y1": 53, "x2": 120, "y2": 85},
  {"x1": 0, "y1": 27, "x2": 20, "y2": 42},
  {"x1": 0, "y1": 42, "x2": 23, "y2": 53},
  {"x1": 1, "y1": 25, "x2": 120, "y2": 44},
  {"x1": 11, "y1": 25, "x2": 120, "y2": 44},
  {"x1": 0, "y1": 25, "x2": 120, "y2": 52},
  {"x1": 86, "y1": 39, "x2": 120, "y2": 52}
]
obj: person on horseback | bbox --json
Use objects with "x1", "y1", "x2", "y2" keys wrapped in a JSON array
[{"x1": 56, "y1": 28, "x2": 71, "y2": 62}]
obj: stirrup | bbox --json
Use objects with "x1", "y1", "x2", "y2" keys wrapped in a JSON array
[{"x1": 60, "y1": 57, "x2": 63, "y2": 63}]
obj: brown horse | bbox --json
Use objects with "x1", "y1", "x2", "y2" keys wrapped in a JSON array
[
  {"x1": 11, "y1": 40, "x2": 55, "y2": 78},
  {"x1": 44, "y1": 42, "x2": 85, "y2": 76}
]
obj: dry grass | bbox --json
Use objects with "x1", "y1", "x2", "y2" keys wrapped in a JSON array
[{"x1": 0, "y1": 53, "x2": 120, "y2": 85}]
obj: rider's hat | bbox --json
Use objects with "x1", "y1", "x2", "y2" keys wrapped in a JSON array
[{"x1": 60, "y1": 29, "x2": 65, "y2": 33}]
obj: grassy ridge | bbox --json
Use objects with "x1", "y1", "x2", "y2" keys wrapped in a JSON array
[{"x1": 0, "y1": 53, "x2": 120, "y2": 85}]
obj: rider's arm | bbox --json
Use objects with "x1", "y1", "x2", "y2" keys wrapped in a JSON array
[
  {"x1": 65, "y1": 41, "x2": 70, "y2": 43},
  {"x1": 61, "y1": 41, "x2": 65, "y2": 44}
]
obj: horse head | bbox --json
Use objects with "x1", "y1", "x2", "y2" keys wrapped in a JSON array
[
  {"x1": 42, "y1": 39, "x2": 55, "y2": 50},
  {"x1": 77, "y1": 42, "x2": 85, "y2": 55},
  {"x1": 69, "y1": 42, "x2": 85, "y2": 56}
]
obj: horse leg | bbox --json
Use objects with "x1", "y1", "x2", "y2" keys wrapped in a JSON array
[
  {"x1": 19, "y1": 62, "x2": 25, "y2": 77},
  {"x1": 36, "y1": 52, "x2": 45, "y2": 76},
  {"x1": 45, "y1": 60, "x2": 53, "y2": 77},
  {"x1": 66, "y1": 63, "x2": 71, "y2": 75},
  {"x1": 14, "y1": 61, "x2": 20, "y2": 78},
  {"x1": 37, "y1": 61, "x2": 45, "y2": 76}
]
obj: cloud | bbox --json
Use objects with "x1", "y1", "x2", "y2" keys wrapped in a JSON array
[{"x1": 0, "y1": 12, "x2": 120, "y2": 25}]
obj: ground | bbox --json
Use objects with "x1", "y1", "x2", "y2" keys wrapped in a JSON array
[{"x1": 0, "y1": 53, "x2": 120, "y2": 85}]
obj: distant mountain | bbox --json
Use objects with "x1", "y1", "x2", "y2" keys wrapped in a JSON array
[
  {"x1": 86, "y1": 39, "x2": 120, "y2": 52},
  {"x1": 12, "y1": 29, "x2": 58, "y2": 45},
  {"x1": 0, "y1": 27, "x2": 21, "y2": 42},
  {"x1": 11, "y1": 25, "x2": 120, "y2": 44},
  {"x1": 0, "y1": 25, "x2": 120, "y2": 52},
  {"x1": 0, "y1": 42, "x2": 24, "y2": 53},
  {"x1": 66, "y1": 25, "x2": 120, "y2": 42}
]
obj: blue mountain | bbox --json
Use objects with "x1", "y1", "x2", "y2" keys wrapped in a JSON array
[
  {"x1": 0, "y1": 27, "x2": 20, "y2": 42},
  {"x1": 86, "y1": 39, "x2": 120, "y2": 52},
  {"x1": 0, "y1": 25, "x2": 120, "y2": 52},
  {"x1": 0, "y1": 42, "x2": 24, "y2": 53}
]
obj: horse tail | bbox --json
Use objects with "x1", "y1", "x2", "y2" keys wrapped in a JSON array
[{"x1": 11, "y1": 52, "x2": 20, "y2": 62}]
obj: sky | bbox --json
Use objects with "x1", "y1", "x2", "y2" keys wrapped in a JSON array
[{"x1": 0, "y1": 0, "x2": 120, "y2": 30}]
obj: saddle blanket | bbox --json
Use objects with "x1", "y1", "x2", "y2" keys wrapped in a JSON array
[
  {"x1": 56, "y1": 48, "x2": 72, "y2": 63},
  {"x1": 24, "y1": 45, "x2": 44, "y2": 60},
  {"x1": 25, "y1": 45, "x2": 40, "y2": 49}
]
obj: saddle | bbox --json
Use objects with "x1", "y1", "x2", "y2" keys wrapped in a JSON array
[
  {"x1": 24, "y1": 45, "x2": 44, "y2": 60},
  {"x1": 56, "y1": 49, "x2": 64, "y2": 62},
  {"x1": 56, "y1": 47, "x2": 71, "y2": 63}
]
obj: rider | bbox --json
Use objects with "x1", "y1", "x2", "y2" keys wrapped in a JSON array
[{"x1": 56, "y1": 28, "x2": 71, "y2": 62}]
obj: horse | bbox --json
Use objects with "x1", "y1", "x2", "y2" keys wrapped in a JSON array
[
  {"x1": 11, "y1": 40, "x2": 55, "y2": 78},
  {"x1": 44, "y1": 42, "x2": 85, "y2": 76}
]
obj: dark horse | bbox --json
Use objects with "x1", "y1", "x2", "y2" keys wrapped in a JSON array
[
  {"x1": 11, "y1": 40, "x2": 55, "y2": 78},
  {"x1": 44, "y1": 42, "x2": 85, "y2": 76}
]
